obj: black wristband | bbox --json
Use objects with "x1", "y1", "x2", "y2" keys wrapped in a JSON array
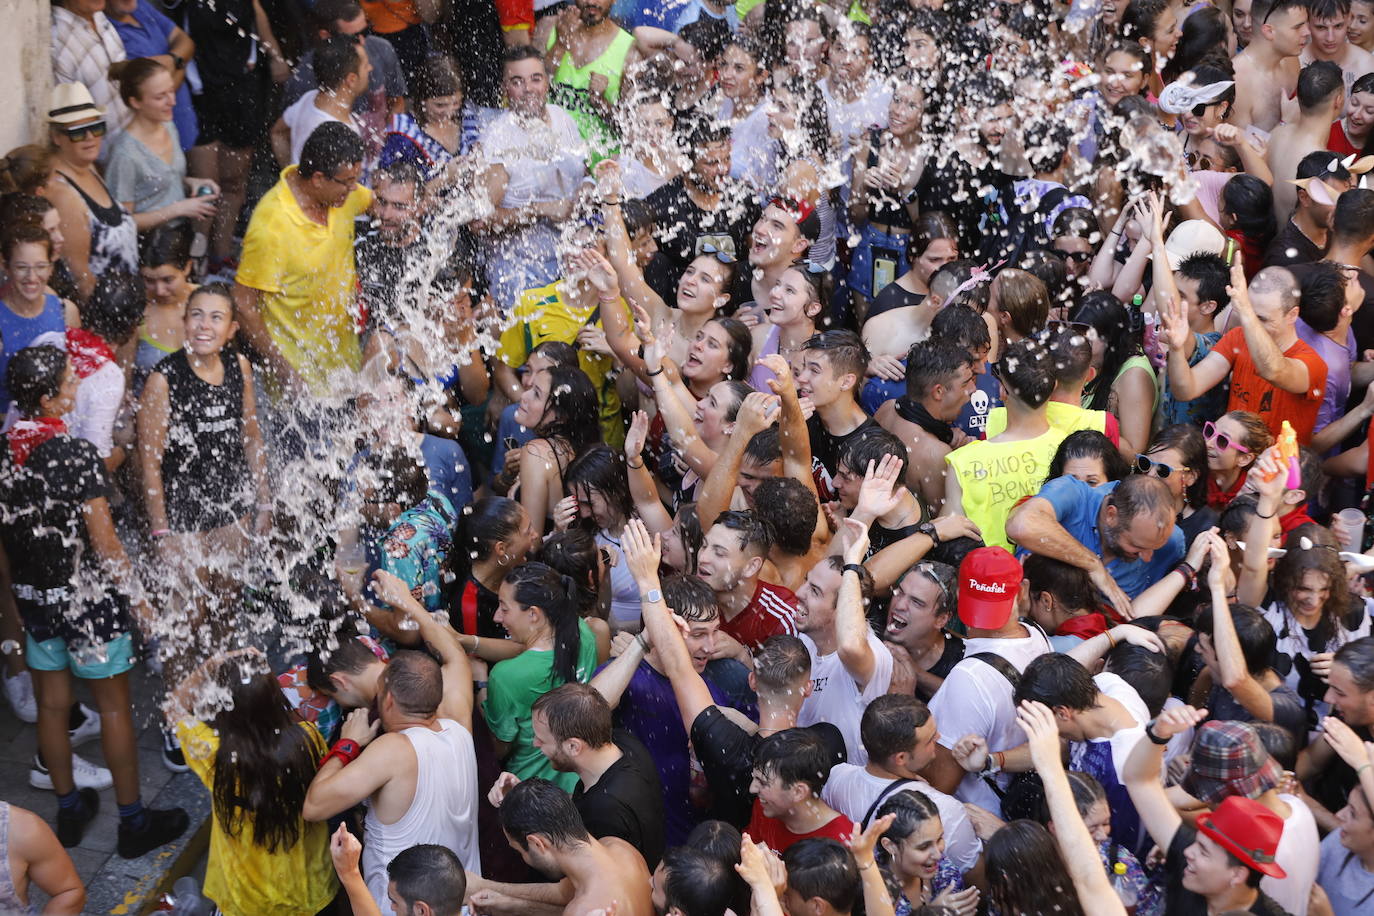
[
  {"x1": 646, "y1": 366, "x2": 664, "y2": 377},
  {"x1": 842, "y1": 563, "x2": 866, "y2": 577},
  {"x1": 1144, "y1": 722, "x2": 1171, "y2": 746}
]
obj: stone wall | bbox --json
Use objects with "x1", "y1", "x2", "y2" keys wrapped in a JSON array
[{"x1": 0, "y1": 0, "x2": 53, "y2": 153}]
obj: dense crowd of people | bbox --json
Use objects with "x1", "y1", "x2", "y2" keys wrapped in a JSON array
[{"x1": 7, "y1": 0, "x2": 1374, "y2": 913}]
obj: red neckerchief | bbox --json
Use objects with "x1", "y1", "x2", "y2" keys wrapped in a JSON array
[
  {"x1": 66, "y1": 327, "x2": 113, "y2": 379},
  {"x1": 1279, "y1": 506, "x2": 1316, "y2": 536},
  {"x1": 1206, "y1": 468, "x2": 1249, "y2": 510},
  {"x1": 7, "y1": 416, "x2": 66, "y2": 466},
  {"x1": 1056, "y1": 612, "x2": 1110, "y2": 641}
]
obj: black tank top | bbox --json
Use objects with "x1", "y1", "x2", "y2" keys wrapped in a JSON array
[{"x1": 158, "y1": 349, "x2": 250, "y2": 532}]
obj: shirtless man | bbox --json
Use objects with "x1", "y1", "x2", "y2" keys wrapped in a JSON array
[
  {"x1": 471, "y1": 778, "x2": 654, "y2": 916},
  {"x1": 1268, "y1": 60, "x2": 1345, "y2": 219},
  {"x1": 303, "y1": 572, "x2": 479, "y2": 915},
  {"x1": 1232, "y1": 0, "x2": 1311, "y2": 133},
  {"x1": 874, "y1": 338, "x2": 975, "y2": 512},
  {"x1": 1301, "y1": 0, "x2": 1374, "y2": 100}
]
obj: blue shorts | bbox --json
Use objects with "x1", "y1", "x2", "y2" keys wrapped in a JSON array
[
  {"x1": 846, "y1": 223, "x2": 911, "y2": 299},
  {"x1": 27, "y1": 632, "x2": 135, "y2": 680}
]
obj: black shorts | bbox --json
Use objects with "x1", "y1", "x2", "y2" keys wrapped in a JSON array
[{"x1": 192, "y1": 70, "x2": 268, "y2": 149}]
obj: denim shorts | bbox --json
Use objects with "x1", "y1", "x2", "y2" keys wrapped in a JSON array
[
  {"x1": 27, "y1": 632, "x2": 135, "y2": 680},
  {"x1": 846, "y1": 222, "x2": 911, "y2": 299}
]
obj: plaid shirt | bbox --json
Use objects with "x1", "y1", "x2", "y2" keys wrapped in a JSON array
[{"x1": 51, "y1": 7, "x2": 128, "y2": 135}]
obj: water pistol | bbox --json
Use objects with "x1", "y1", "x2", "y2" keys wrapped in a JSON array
[{"x1": 1262, "y1": 421, "x2": 1301, "y2": 488}]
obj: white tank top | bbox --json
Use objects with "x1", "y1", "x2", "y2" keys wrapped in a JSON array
[{"x1": 361, "y1": 719, "x2": 481, "y2": 915}]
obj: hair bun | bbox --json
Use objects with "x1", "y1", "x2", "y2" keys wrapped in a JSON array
[{"x1": 558, "y1": 573, "x2": 577, "y2": 597}]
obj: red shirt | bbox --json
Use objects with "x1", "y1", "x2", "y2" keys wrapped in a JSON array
[
  {"x1": 1214, "y1": 327, "x2": 1328, "y2": 444},
  {"x1": 1330, "y1": 120, "x2": 1361, "y2": 157},
  {"x1": 721, "y1": 580, "x2": 798, "y2": 653},
  {"x1": 746, "y1": 800, "x2": 854, "y2": 853}
]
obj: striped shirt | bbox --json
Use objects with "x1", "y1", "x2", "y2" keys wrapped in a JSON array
[
  {"x1": 51, "y1": 8, "x2": 129, "y2": 138},
  {"x1": 722, "y1": 580, "x2": 799, "y2": 653}
]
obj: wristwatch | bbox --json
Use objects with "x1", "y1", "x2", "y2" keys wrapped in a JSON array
[
  {"x1": 170, "y1": 52, "x2": 185, "y2": 70},
  {"x1": 917, "y1": 521, "x2": 941, "y2": 545},
  {"x1": 0, "y1": 639, "x2": 20, "y2": 657},
  {"x1": 641, "y1": 588, "x2": 663, "y2": 604}
]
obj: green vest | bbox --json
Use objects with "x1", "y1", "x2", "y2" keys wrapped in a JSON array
[{"x1": 546, "y1": 27, "x2": 635, "y2": 161}]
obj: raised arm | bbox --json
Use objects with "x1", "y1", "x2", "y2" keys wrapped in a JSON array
[
  {"x1": 624, "y1": 410, "x2": 673, "y2": 533},
  {"x1": 1018, "y1": 702, "x2": 1126, "y2": 916},
  {"x1": 597, "y1": 160, "x2": 669, "y2": 325},
  {"x1": 697, "y1": 391, "x2": 779, "y2": 530},
  {"x1": 643, "y1": 321, "x2": 717, "y2": 476},
  {"x1": 864, "y1": 515, "x2": 980, "y2": 594},
  {"x1": 1004, "y1": 495, "x2": 1134, "y2": 619},
  {"x1": 302, "y1": 710, "x2": 394, "y2": 821},
  {"x1": 1123, "y1": 704, "x2": 1208, "y2": 854},
  {"x1": 1237, "y1": 447, "x2": 1285, "y2": 608},
  {"x1": 1204, "y1": 533, "x2": 1275, "y2": 721},
  {"x1": 589, "y1": 632, "x2": 648, "y2": 709},
  {"x1": 758, "y1": 354, "x2": 817, "y2": 497},
  {"x1": 1159, "y1": 293, "x2": 1231, "y2": 402},
  {"x1": 836, "y1": 518, "x2": 878, "y2": 689},
  {"x1": 370, "y1": 570, "x2": 474, "y2": 729},
  {"x1": 1229, "y1": 257, "x2": 1312, "y2": 395}
]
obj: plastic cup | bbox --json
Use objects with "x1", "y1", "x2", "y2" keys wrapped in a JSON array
[{"x1": 1336, "y1": 508, "x2": 1366, "y2": 553}]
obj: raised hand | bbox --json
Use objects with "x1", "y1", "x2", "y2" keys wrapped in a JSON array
[
  {"x1": 621, "y1": 517, "x2": 663, "y2": 589},
  {"x1": 330, "y1": 822, "x2": 363, "y2": 877},
  {"x1": 371, "y1": 568, "x2": 420, "y2": 613},
  {"x1": 553, "y1": 494, "x2": 580, "y2": 532},
  {"x1": 488, "y1": 771, "x2": 522, "y2": 808},
  {"x1": 572, "y1": 248, "x2": 620, "y2": 297},
  {"x1": 734, "y1": 391, "x2": 781, "y2": 437},
  {"x1": 625, "y1": 410, "x2": 650, "y2": 462},
  {"x1": 1225, "y1": 253, "x2": 1251, "y2": 314},
  {"x1": 1016, "y1": 700, "x2": 1064, "y2": 774},
  {"x1": 853, "y1": 455, "x2": 904, "y2": 522},
  {"x1": 846, "y1": 812, "x2": 896, "y2": 866},
  {"x1": 340, "y1": 707, "x2": 381, "y2": 747},
  {"x1": 759, "y1": 353, "x2": 797, "y2": 396},
  {"x1": 1149, "y1": 704, "x2": 1208, "y2": 741},
  {"x1": 1157, "y1": 294, "x2": 1191, "y2": 352},
  {"x1": 951, "y1": 733, "x2": 990, "y2": 773},
  {"x1": 1204, "y1": 530, "x2": 1230, "y2": 590},
  {"x1": 1321, "y1": 715, "x2": 1374, "y2": 770},
  {"x1": 842, "y1": 516, "x2": 871, "y2": 566}
]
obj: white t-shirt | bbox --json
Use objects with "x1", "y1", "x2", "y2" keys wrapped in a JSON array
[
  {"x1": 67, "y1": 360, "x2": 123, "y2": 460},
  {"x1": 798, "y1": 631, "x2": 894, "y2": 766},
  {"x1": 928, "y1": 623, "x2": 1051, "y2": 813},
  {"x1": 822, "y1": 763, "x2": 982, "y2": 874},
  {"x1": 283, "y1": 91, "x2": 362, "y2": 166},
  {"x1": 1067, "y1": 673, "x2": 1149, "y2": 853},
  {"x1": 1264, "y1": 794, "x2": 1319, "y2": 916},
  {"x1": 821, "y1": 76, "x2": 892, "y2": 187}
]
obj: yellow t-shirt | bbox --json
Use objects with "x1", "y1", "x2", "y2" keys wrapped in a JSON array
[
  {"x1": 497, "y1": 281, "x2": 628, "y2": 448},
  {"x1": 235, "y1": 166, "x2": 373, "y2": 396},
  {"x1": 984, "y1": 400, "x2": 1108, "y2": 439},
  {"x1": 945, "y1": 428, "x2": 1068, "y2": 551},
  {"x1": 176, "y1": 718, "x2": 338, "y2": 916}
]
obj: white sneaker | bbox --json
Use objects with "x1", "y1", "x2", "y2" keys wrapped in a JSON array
[
  {"x1": 30, "y1": 753, "x2": 114, "y2": 791},
  {"x1": 3, "y1": 670, "x2": 37, "y2": 723},
  {"x1": 68, "y1": 703, "x2": 101, "y2": 747}
]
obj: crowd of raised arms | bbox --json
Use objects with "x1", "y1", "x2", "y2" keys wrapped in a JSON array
[{"x1": 13, "y1": 0, "x2": 1374, "y2": 913}]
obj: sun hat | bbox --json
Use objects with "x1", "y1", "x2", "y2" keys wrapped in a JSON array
[{"x1": 48, "y1": 82, "x2": 104, "y2": 125}]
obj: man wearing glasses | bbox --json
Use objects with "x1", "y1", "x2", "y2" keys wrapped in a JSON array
[{"x1": 233, "y1": 121, "x2": 372, "y2": 403}]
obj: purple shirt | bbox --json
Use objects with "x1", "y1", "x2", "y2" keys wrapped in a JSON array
[
  {"x1": 602, "y1": 659, "x2": 755, "y2": 845},
  {"x1": 1296, "y1": 318, "x2": 1356, "y2": 436}
]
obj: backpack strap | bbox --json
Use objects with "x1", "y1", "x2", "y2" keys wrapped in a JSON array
[
  {"x1": 860, "y1": 778, "x2": 916, "y2": 830},
  {"x1": 967, "y1": 651, "x2": 1021, "y2": 687}
]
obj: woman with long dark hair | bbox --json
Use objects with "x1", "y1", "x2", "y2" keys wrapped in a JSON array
[
  {"x1": 1070, "y1": 291, "x2": 1158, "y2": 459},
  {"x1": 1046, "y1": 429, "x2": 1133, "y2": 487},
  {"x1": 1138, "y1": 423, "x2": 1215, "y2": 543},
  {"x1": 1164, "y1": 6, "x2": 1230, "y2": 81},
  {"x1": 1220, "y1": 174, "x2": 1276, "y2": 280},
  {"x1": 511, "y1": 364, "x2": 601, "y2": 536},
  {"x1": 452, "y1": 497, "x2": 539, "y2": 653},
  {"x1": 484, "y1": 562, "x2": 601, "y2": 791},
  {"x1": 380, "y1": 56, "x2": 479, "y2": 183},
  {"x1": 985, "y1": 820, "x2": 1086, "y2": 916},
  {"x1": 133, "y1": 222, "x2": 196, "y2": 385},
  {"x1": 170, "y1": 649, "x2": 336, "y2": 916},
  {"x1": 560, "y1": 444, "x2": 644, "y2": 627},
  {"x1": 875, "y1": 790, "x2": 974, "y2": 914}
]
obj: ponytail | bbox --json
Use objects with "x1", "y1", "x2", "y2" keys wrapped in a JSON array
[{"x1": 504, "y1": 562, "x2": 585, "y2": 686}]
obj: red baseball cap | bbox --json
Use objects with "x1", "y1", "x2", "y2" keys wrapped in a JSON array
[
  {"x1": 958, "y1": 547, "x2": 1023, "y2": 629},
  {"x1": 1196, "y1": 796, "x2": 1287, "y2": 879}
]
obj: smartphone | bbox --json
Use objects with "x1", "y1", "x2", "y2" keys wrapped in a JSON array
[{"x1": 873, "y1": 248, "x2": 898, "y2": 295}]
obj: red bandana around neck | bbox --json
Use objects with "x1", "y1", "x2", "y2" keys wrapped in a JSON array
[
  {"x1": 66, "y1": 327, "x2": 113, "y2": 379},
  {"x1": 7, "y1": 416, "x2": 66, "y2": 466}
]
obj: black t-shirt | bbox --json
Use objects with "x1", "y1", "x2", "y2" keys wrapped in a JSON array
[
  {"x1": 574, "y1": 731, "x2": 666, "y2": 870},
  {"x1": 355, "y1": 223, "x2": 429, "y2": 331},
  {"x1": 1286, "y1": 261, "x2": 1374, "y2": 352},
  {"x1": 1163, "y1": 825, "x2": 1292, "y2": 916},
  {"x1": 0, "y1": 434, "x2": 117, "y2": 642},
  {"x1": 807, "y1": 415, "x2": 881, "y2": 500},
  {"x1": 642, "y1": 178, "x2": 760, "y2": 303},
  {"x1": 455, "y1": 577, "x2": 507, "y2": 640},
  {"x1": 865, "y1": 282, "x2": 926, "y2": 321},
  {"x1": 689, "y1": 707, "x2": 846, "y2": 830},
  {"x1": 1262, "y1": 221, "x2": 1323, "y2": 269},
  {"x1": 1311, "y1": 721, "x2": 1373, "y2": 815}
]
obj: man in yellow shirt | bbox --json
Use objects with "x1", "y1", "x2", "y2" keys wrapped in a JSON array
[{"x1": 234, "y1": 121, "x2": 373, "y2": 399}]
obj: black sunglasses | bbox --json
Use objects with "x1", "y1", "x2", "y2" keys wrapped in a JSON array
[
  {"x1": 1135, "y1": 454, "x2": 1175, "y2": 479},
  {"x1": 62, "y1": 121, "x2": 107, "y2": 141},
  {"x1": 1056, "y1": 249, "x2": 1092, "y2": 264}
]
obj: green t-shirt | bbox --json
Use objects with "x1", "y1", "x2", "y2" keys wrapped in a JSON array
[{"x1": 483, "y1": 618, "x2": 600, "y2": 791}]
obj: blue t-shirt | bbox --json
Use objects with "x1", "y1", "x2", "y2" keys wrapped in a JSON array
[
  {"x1": 1026, "y1": 476, "x2": 1185, "y2": 598},
  {"x1": 955, "y1": 362, "x2": 1002, "y2": 439},
  {"x1": 419, "y1": 433, "x2": 473, "y2": 515},
  {"x1": 109, "y1": 0, "x2": 199, "y2": 151},
  {"x1": 0, "y1": 294, "x2": 65, "y2": 411},
  {"x1": 676, "y1": 0, "x2": 740, "y2": 31}
]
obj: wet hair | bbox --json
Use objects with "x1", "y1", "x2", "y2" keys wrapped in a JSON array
[
  {"x1": 1106, "y1": 473, "x2": 1177, "y2": 532},
  {"x1": 503, "y1": 562, "x2": 586, "y2": 687},
  {"x1": 875, "y1": 790, "x2": 942, "y2": 880},
  {"x1": 662, "y1": 572, "x2": 720, "y2": 623},
  {"x1": 1177, "y1": 252, "x2": 1231, "y2": 312},
  {"x1": 209, "y1": 658, "x2": 322, "y2": 854},
  {"x1": 1019, "y1": 250, "x2": 1070, "y2": 311},
  {"x1": 667, "y1": 504, "x2": 705, "y2": 576},
  {"x1": 79, "y1": 271, "x2": 145, "y2": 345},
  {"x1": 536, "y1": 529, "x2": 602, "y2": 618},
  {"x1": 933, "y1": 261, "x2": 992, "y2": 313},
  {"x1": 714, "y1": 509, "x2": 774, "y2": 558},
  {"x1": 993, "y1": 269, "x2": 1050, "y2": 338},
  {"x1": 783, "y1": 839, "x2": 860, "y2": 913},
  {"x1": 564, "y1": 444, "x2": 634, "y2": 530},
  {"x1": 532, "y1": 365, "x2": 601, "y2": 454},
  {"x1": 751, "y1": 477, "x2": 818, "y2": 556},
  {"x1": 0, "y1": 221, "x2": 52, "y2": 262},
  {"x1": 1023, "y1": 554, "x2": 1099, "y2": 615},
  {"x1": 1220, "y1": 495, "x2": 1261, "y2": 540},
  {"x1": 898, "y1": 560, "x2": 958, "y2": 624},
  {"x1": 388, "y1": 845, "x2": 466, "y2": 916},
  {"x1": 359, "y1": 446, "x2": 429, "y2": 509},
  {"x1": 930, "y1": 303, "x2": 992, "y2": 352},
  {"x1": 185, "y1": 281, "x2": 238, "y2": 321},
  {"x1": 662, "y1": 846, "x2": 736, "y2": 916},
  {"x1": 802, "y1": 329, "x2": 869, "y2": 385},
  {"x1": 753, "y1": 634, "x2": 812, "y2": 692},
  {"x1": 461, "y1": 497, "x2": 526, "y2": 565},
  {"x1": 373, "y1": 160, "x2": 425, "y2": 196},
  {"x1": 986, "y1": 820, "x2": 1084, "y2": 916},
  {"x1": 682, "y1": 820, "x2": 748, "y2": 916},
  {"x1": 305, "y1": 622, "x2": 385, "y2": 695},
  {"x1": 117, "y1": 57, "x2": 171, "y2": 106},
  {"x1": 755, "y1": 727, "x2": 833, "y2": 794},
  {"x1": 1273, "y1": 535, "x2": 1353, "y2": 646},
  {"x1": 1105, "y1": 642, "x2": 1174, "y2": 716},
  {"x1": 1298, "y1": 60, "x2": 1345, "y2": 111},
  {"x1": 710, "y1": 316, "x2": 754, "y2": 382},
  {"x1": 315, "y1": 34, "x2": 364, "y2": 91},
  {"x1": 773, "y1": 75, "x2": 833, "y2": 161},
  {"x1": 413, "y1": 56, "x2": 464, "y2": 127},
  {"x1": 1251, "y1": 721, "x2": 1299, "y2": 771},
  {"x1": 501, "y1": 777, "x2": 591, "y2": 849},
  {"x1": 994, "y1": 336, "x2": 1056, "y2": 409},
  {"x1": 379, "y1": 649, "x2": 443, "y2": 718},
  {"x1": 1331, "y1": 187, "x2": 1374, "y2": 243},
  {"x1": 0, "y1": 146, "x2": 54, "y2": 195},
  {"x1": 1147, "y1": 423, "x2": 1209, "y2": 509},
  {"x1": 529, "y1": 340, "x2": 579, "y2": 369},
  {"x1": 1042, "y1": 323, "x2": 1094, "y2": 387},
  {"x1": 532, "y1": 682, "x2": 613, "y2": 748},
  {"x1": 744, "y1": 427, "x2": 782, "y2": 466},
  {"x1": 1046, "y1": 429, "x2": 1132, "y2": 484},
  {"x1": 1195, "y1": 602, "x2": 1279, "y2": 676},
  {"x1": 906, "y1": 210, "x2": 960, "y2": 262},
  {"x1": 1308, "y1": 0, "x2": 1354, "y2": 17},
  {"x1": 140, "y1": 220, "x2": 194, "y2": 270},
  {"x1": 1015, "y1": 653, "x2": 1100, "y2": 710},
  {"x1": 837, "y1": 427, "x2": 910, "y2": 482},
  {"x1": 298, "y1": 120, "x2": 365, "y2": 179},
  {"x1": 1104, "y1": 40, "x2": 1155, "y2": 81},
  {"x1": 860, "y1": 694, "x2": 932, "y2": 764},
  {"x1": 1334, "y1": 637, "x2": 1374, "y2": 691},
  {"x1": 1053, "y1": 206, "x2": 1098, "y2": 242},
  {"x1": 1022, "y1": 121, "x2": 1073, "y2": 175},
  {"x1": 905, "y1": 338, "x2": 974, "y2": 402},
  {"x1": 1071, "y1": 290, "x2": 1142, "y2": 412},
  {"x1": 1221, "y1": 174, "x2": 1277, "y2": 244},
  {"x1": 1299, "y1": 261, "x2": 1348, "y2": 333},
  {"x1": 1120, "y1": 0, "x2": 1173, "y2": 45},
  {"x1": 1169, "y1": 7, "x2": 1230, "y2": 77}
]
